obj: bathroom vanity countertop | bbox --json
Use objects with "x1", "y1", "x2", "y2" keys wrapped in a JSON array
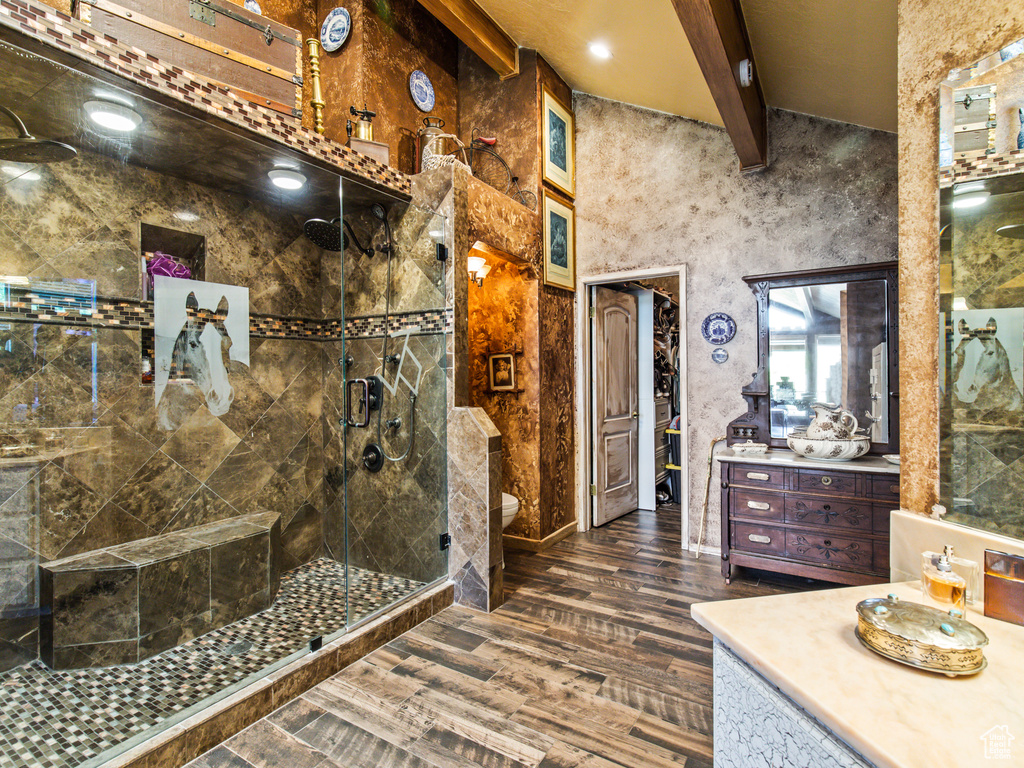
[
  {"x1": 693, "y1": 581, "x2": 1024, "y2": 768},
  {"x1": 717, "y1": 447, "x2": 899, "y2": 473}
]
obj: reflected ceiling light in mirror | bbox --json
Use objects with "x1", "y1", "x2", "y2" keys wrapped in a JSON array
[
  {"x1": 952, "y1": 191, "x2": 990, "y2": 209},
  {"x1": 588, "y1": 41, "x2": 612, "y2": 60},
  {"x1": 84, "y1": 101, "x2": 142, "y2": 132},
  {"x1": 268, "y1": 168, "x2": 306, "y2": 190},
  {"x1": 997, "y1": 224, "x2": 1024, "y2": 239}
]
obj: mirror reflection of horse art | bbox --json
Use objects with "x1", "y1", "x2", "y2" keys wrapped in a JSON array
[
  {"x1": 153, "y1": 276, "x2": 250, "y2": 429},
  {"x1": 952, "y1": 315, "x2": 1024, "y2": 412}
]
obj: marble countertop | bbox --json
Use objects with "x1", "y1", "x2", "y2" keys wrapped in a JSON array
[
  {"x1": 693, "y1": 581, "x2": 1024, "y2": 768},
  {"x1": 716, "y1": 447, "x2": 899, "y2": 474}
]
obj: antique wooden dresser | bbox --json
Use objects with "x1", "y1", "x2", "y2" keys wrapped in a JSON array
[{"x1": 718, "y1": 450, "x2": 899, "y2": 586}]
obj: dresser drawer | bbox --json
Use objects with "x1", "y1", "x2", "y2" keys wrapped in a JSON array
[
  {"x1": 731, "y1": 489, "x2": 785, "y2": 522},
  {"x1": 786, "y1": 531, "x2": 874, "y2": 571},
  {"x1": 728, "y1": 464, "x2": 786, "y2": 489},
  {"x1": 655, "y1": 399, "x2": 671, "y2": 426},
  {"x1": 874, "y1": 540, "x2": 890, "y2": 573},
  {"x1": 873, "y1": 506, "x2": 892, "y2": 534},
  {"x1": 784, "y1": 497, "x2": 874, "y2": 532},
  {"x1": 794, "y1": 469, "x2": 858, "y2": 496},
  {"x1": 870, "y1": 475, "x2": 900, "y2": 502},
  {"x1": 732, "y1": 523, "x2": 786, "y2": 557}
]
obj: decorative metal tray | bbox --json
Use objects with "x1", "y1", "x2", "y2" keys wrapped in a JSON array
[{"x1": 855, "y1": 595, "x2": 989, "y2": 677}]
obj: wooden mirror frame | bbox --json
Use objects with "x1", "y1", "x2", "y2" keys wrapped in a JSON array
[{"x1": 727, "y1": 261, "x2": 899, "y2": 455}]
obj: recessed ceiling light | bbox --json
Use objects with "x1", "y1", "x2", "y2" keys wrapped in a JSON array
[
  {"x1": 84, "y1": 101, "x2": 142, "y2": 132},
  {"x1": 588, "y1": 41, "x2": 612, "y2": 60},
  {"x1": 268, "y1": 168, "x2": 306, "y2": 190},
  {"x1": 952, "y1": 191, "x2": 990, "y2": 209}
]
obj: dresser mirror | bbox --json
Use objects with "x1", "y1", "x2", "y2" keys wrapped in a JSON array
[
  {"x1": 727, "y1": 263, "x2": 899, "y2": 455},
  {"x1": 938, "y1": 35, "x2": 1024, "y2": 541}
]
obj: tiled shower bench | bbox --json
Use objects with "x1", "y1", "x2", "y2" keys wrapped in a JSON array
[{"x1": 40, "y1": 512, "x2": 281, "y2": 669}]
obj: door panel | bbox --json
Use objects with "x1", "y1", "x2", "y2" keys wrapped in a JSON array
[{"x1": 593, "y1": 287, "x2": 639, "y2": 526}]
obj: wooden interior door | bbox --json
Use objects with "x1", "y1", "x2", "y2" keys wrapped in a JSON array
[{"x1": 592, "y1": 287, "x2": 639, "y2": 526}]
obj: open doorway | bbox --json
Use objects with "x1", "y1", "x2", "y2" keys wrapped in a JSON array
[{"x1": 575, "y1": 267, "x2": 687, "y2": 543}]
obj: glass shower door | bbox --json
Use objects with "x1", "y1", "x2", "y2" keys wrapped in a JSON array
[{"x1": 337, "y1": 178, "x2": 448, "y2": 625}]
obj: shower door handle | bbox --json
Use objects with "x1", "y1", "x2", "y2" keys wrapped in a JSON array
[{"x1": 346, "y1": 378, "x2": 371, "y2": 428}]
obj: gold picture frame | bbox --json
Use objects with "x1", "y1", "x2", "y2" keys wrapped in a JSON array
[
  {"x1": 542, "y1": 87, "x2": 575, "y2": 198},
  {"x1": 542, "y1": 191, "x2": 576, "y2": 292}
]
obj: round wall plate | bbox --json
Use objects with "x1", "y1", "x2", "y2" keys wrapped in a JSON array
[
  {"x1": 701, "y1": 312, "x2": 736, "y2": 345},
  {"x1": 409, "y1": 70, "x2": 435, "y2": 112},
  {"x1": 711, "y1": 347, "x2": 729, "y2": 364},
  {"x1": 320, "y1": 8, "x2": 351, "y2": 53}
]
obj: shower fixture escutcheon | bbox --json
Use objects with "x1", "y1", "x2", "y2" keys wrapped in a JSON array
[{"x1": 363, "y1": 444, "x2": 385, "y2": 472}]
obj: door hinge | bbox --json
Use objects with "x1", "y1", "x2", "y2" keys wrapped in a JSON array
[
  {"x1": 436, "y1": 243, "x2": 448, "y2": 262},
  {"x1": 439, "y1": 532, "x2": 451, "y2": 550},
  {"x1": 589, "y1": 484, "x2": 597, "y2": 496},
  {"x1": 589, "y1": 306, "x2": 596, "y2": 318}
]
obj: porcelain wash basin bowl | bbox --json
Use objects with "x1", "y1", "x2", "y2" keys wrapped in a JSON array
[{"x1": 786, "y1": 431, "x2": 870, "y2": 461}]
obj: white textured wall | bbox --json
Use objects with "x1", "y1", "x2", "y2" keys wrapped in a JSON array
[{"x1": 574, "y1": 97, "x2": 898, "y2": 548}]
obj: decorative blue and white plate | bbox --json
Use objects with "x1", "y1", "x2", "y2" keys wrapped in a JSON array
[
  {"x1": 243, "y1": 0, "x2": 261, "y2": 14},
  {"x1": 409, "y1": 70, "x2": 435, "y2": 112},
  {"x1": 320, "y1": 8, "x2": 351, "y2": 53},
  {"x1": 701, "y1": 312, "x2": 736, "y2": 345},
  {"x1": 711, "y1": 347, "x2": 729, "y2": 364}
]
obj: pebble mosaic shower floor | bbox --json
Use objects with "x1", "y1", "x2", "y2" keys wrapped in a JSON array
[{"x1": 0, "y1": 559, "x2": 424, "y2": 768}]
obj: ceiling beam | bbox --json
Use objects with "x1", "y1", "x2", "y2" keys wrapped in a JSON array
[
  {"x1": 671, "y1": 0, "x2": 767, "y2": 171},
  {"x1": 416, "y1": 0, "x2": 519, "y2": 79}
]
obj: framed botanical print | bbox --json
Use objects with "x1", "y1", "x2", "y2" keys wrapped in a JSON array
[
  {"x1": 488, "y1": 352, "x2": 516, "y2": 392},
  {"x1": 542, "y1": 191, "x2": 576, "y2": 292},
  {"x1": 542, "y1": 87, "x2": 575, "y2": 198}
]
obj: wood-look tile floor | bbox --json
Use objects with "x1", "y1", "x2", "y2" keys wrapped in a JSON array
[{"x1": 188, "y1": 508, "x2": 824, "y2": 768}]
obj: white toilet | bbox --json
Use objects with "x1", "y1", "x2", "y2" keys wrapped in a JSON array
[{"x1": 501, "y1": 493, "x2": 519, "y2": 529}]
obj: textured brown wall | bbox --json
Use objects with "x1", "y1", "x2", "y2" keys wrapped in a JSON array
[
  {"x1": 468, "y1": 261, "x2": 541, "y2": 538},
  {"x1": 575, "y1": 99, "x2": 898, "y2": 548},
  {"x1": 899, "y1": 0, "x2": 1024, "y2": 514},
  {"x1": 459, "y1": 47, "x2": 539, "y2": 203}
]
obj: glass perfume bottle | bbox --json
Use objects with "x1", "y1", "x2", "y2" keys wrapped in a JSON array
[{"x1": 922, "y1": 545, "x2": 968, "y2": 612}]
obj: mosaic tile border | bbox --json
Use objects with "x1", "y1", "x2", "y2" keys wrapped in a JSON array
[
  {"x1": 0, "y1": 293, "x2": 450, "y2": 341},
  {"x1": 0, "y1": 0, "x2": 409, "y2": 196},
  {"x1": 0, "y1": 559, "x2": 427, "y2": 768},
  {"x1": 940, "y1": 148, "x2": 1024, "y2": 185}
]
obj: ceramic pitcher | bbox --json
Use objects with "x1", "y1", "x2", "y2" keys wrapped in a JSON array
[{"x1": 806, "y1": 403, "x2": 859, "y2": 440}]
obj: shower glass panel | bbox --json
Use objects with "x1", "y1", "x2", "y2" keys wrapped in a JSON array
[
  {"x1": 338, "y1": 178, "x2": 448, "y2": 626},
  {"x1": 0, "y1": 38, "x2": 352, "y2": 768}
]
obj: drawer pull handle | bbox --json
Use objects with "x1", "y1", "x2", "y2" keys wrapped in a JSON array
[
  {"x1": 746, "y1": 501, "x2": 771, "y2": 511},
  {"x1": 821, "y1": 476, "x2": 833, "y2": 486},
  {"x1": 748, "y1": 534, "x2": 772, "y2": 544},
  {"x1": 889, "y1": 485, "x2": 899, "y2": 495},
  {"x1": 824, "y1": 539, "x2": 832, "y2": 546},
  {"x1": 823, "y1": 504, "x2": 831, "y2": 511},
  {"x1": 746, "y1": 472, "x2": 770, "y2": 481}
]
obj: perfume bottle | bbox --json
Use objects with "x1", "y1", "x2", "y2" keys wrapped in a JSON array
[
  {"x1": 922, "y1": 545, "x2": 980, "y2": 605},
  {"x1": 922, "y1": 545, "x2": 967, "y2": 612}
]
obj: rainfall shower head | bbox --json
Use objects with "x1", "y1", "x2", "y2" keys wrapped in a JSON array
[
  {"x1": 303, "y1": 217, "x2": 343, "y2": 251},
  {"x1": 371, "y1": 203, "x2": 387, "y2": 221},
  {"x1": 0, "y1": 106, "x2": 77, "y2": 164}
]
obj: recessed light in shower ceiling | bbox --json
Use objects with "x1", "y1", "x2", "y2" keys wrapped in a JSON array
[
  {"x1": 268, "y1": 168, "x2": 306, "y2": 191},
  {"x1": 588, "y1": 41, "x2": 612, "y2": 59},
  {"x1": 83, "y1": 100, "x2": 143, "y2": 133}
]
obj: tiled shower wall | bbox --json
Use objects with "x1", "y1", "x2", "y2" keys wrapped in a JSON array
[{"x1": 0, "y1": 147, "x2": 329, "y2": 670}]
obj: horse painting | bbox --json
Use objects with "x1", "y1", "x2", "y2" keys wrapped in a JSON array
[
  {"x1": 153, "y1": 276, "x2": 249, "y2": 429},
  {"x1": 952, "y1": 317, "x2": 1024, "y2": 411}
]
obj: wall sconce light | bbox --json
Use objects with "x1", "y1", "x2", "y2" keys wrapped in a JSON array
[{"x1": 468, "y1": 255, "x2": 490, "y2": 286}]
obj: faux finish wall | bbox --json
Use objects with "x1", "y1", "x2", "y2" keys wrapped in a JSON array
[
  {"x1": 574, "y1": 98, "x2": 898, "y2": 548},
  {"x1": 898, "y1": 0, "x2": 1024, "y2": 514}
]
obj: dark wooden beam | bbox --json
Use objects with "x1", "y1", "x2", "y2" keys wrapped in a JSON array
[
  {"x1": 416, "y1": 0, "x2": 519, "y2": 79},
  {"x1": 671, "y1": 0, "x2": 767, "y2": 171}
]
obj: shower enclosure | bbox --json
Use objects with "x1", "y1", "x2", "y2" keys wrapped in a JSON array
[{"x1": 0, "y1": 35, "x2": 447, "y2": 768}]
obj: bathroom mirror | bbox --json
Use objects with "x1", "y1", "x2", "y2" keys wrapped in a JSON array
[
  {"x1": 727, "y1": 262, "x2": 899, "y2": 454},
  {"x1": 938, "y1": 35, "x2": 1024, "y2": 541}
]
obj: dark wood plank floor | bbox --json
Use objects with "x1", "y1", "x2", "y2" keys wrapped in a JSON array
[{"x1": 189, "y1": 508, "x2": 823, "y2": 768}]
